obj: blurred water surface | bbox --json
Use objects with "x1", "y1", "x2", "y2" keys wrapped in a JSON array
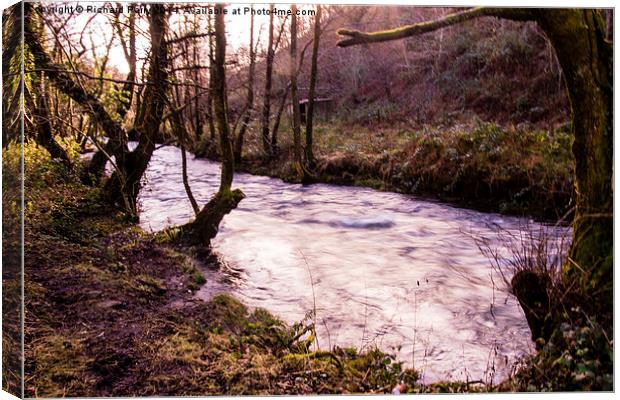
[{"x1": 138, "y1": 145, "x2": 565, "y2": 383}]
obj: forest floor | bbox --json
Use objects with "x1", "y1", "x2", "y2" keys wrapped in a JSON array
[
  {"x1": 6, "y1": 142, "x2": 507, "y2": 396},
  {"x1": 216, "y1": 119, "x2": 574, "y2": 221}
]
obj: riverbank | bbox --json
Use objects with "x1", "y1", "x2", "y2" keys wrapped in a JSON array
[
  {"x1": 9, "y1": 142, "x2": 475, "y2": 395},
  {"x1": 211, "y1": 120, "x2": 574, "y2": 221}
]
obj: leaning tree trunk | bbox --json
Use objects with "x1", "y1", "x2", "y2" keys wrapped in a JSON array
[
  {"x1": 20, "y1": 5, "x2": 71, "y2": 165},
  {"x1": 23, "y1": 1, "x2": 130, "y2": 196},
  {"x1": 32, "y1": 74, "x2": 71, "y2": 166},
  {"x1": 181, "y1": 6, "x2": 244, "y2": 246},
  {"x1": 535, "y1": 10, "x2": 613, "y2": 307}
]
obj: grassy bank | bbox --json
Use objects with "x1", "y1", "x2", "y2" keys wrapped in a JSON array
[
  {"x1": 225, "y1": 119, "x2": 574, "y2": 220},
  {"x1": 9, "y1": 142, "x2": 434, "y2": 396}
]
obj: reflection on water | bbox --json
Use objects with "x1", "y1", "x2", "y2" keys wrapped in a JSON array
[{"x1": 138, "y1": 145, "x2": 563, "y2": 383}]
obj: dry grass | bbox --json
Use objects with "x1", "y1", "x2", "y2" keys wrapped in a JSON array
[
  {"x1": 473, "y1": 220, "x2": 613, "y2": 391},
  {"x1": 473, "y1": 220, "x2": 570, "y2": 297}
]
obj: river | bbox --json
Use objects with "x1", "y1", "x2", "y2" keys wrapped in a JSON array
[{"x1": 137, "y1": 145, "x2": 564, "y2": 384}]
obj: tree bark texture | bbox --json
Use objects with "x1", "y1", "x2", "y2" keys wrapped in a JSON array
[{"x1": 103, "y1": 4, "x2": 170, "y2": 217}]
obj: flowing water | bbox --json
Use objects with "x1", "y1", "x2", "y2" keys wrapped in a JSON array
[{"x1": 138, "y1": 145, "x2": 564, "y2": 383}]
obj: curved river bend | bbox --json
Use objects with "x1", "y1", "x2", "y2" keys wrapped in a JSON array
[{"x1": 138, "y1": 145, "x2": 561, "y2": 383}]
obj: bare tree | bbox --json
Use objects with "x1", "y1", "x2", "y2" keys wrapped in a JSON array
[
  {"x1": 260, "y1": 4, "x2": 276, "y2": 157},
  {"x1": 290, "y1": 5, "x2": 311, "y2": 182},
  {"x1": 103, "y1": 4, "x2": 171, "y2": 217},
  {"x1": 233, "y1": 7, "x2": 256, "y2": 163},
  {"x1": 113, "y1": 5, "x2": 137, "y2": 120},
  {"x1": 83, "y1": 7, "x2": 136, "y2": 184},
  {"x1": 171, "y1": 68, "x2": 200, "y2": 216},
  {"x1": 24, "y1": 2, "x2": 170, "y2": 216},
  {"x1": 271, "y1": 82, "x2": 290, "y2": 150},
  {"x1": 304, "y1": 5, "x2": 322, "y2": 167},
  {"x1": 206, "y1": 12, "x2": 217, "y2": 143},
  {"x1": 181, "y1": 5, "x2": 245, "y2": 246}
]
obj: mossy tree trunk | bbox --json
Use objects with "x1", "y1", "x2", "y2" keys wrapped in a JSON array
[
  {"x1": 535, "y1": 10, "x2": 613, "y2": 306},
  {"x1": 182, "y1": 6, "x2": 245, "y2": 246},
  {"x1": 31, "y1": 73, "x2": 72, "y2": 167},
  {"x1": 18, "y1": 6, "x2": 71, "y2": 165},
  {"x1": 2, "y1": 3, "x2": 23, "y2": 147},
  {"x1": 103, "y1": 4, "x2": 170, "y2": 217}
]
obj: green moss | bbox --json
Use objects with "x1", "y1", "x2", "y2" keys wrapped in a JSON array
[
  {"x1": 138, "y1": 293, "x2": 420, "y2": 395},
  {"x1": 206, "y1": 294, "x2": 249, "y2": 331}
]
